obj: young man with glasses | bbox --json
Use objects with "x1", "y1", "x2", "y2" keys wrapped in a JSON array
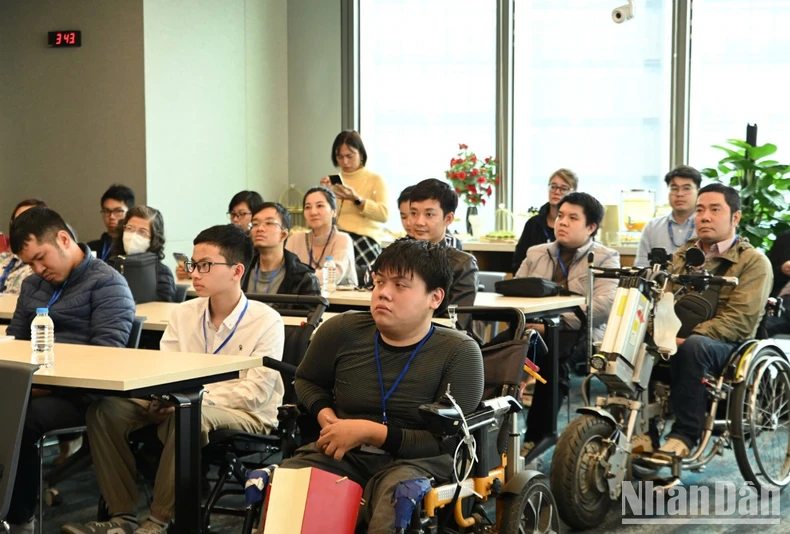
[
  {"x1": 512, "y1": 169, "x2": 578, "y2": 274},
  {"x1": 88, "y1": 184, "x2": 136, "y2": 261},
  {"x1": 241, "y1": 202, "x2": 320, "y2": 297},
  {"x1": 635, "y1": 165, "x2": 700, "y2": 267},
  {"x1": 62, "y1": 224, "x2": 285, "y2": 534}
]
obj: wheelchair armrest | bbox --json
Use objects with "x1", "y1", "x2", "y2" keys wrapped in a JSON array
[{"x1": 263, "y1": 356, "x2": 298, "y2": 377}]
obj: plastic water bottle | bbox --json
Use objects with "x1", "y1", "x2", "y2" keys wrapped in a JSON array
[
  {"x1": 31, "y1": 307, "x2": 55, "y2": 368},
  {"x1": 322, "y1": 257, "x2": 337, "y2": 294}
]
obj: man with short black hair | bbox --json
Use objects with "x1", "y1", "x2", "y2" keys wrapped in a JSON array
[
  {"x1": 89, "y1": 184, "x2": 136, "y2": 261},
  {"x1": 635, "y1": 165, "x2": 701, "y2": 267},
  {"x1": 634, "y1": 183, "x2": 773, "y2": 460},
  {"x1": 5, "y1": 207, "x2": 135, "y2": 533},
  {"x1": 279, "y1": 239, "x2": 484, "y2": 533},
  {"x1": 62, "y1": 224, "x2": 285, "y2": 534},
  {"x1": 408, "y1": 179, "x2": 478, "y2": 326},
  {"x1": 241, "y1": 202, "x2": 320, "y2": 297}
]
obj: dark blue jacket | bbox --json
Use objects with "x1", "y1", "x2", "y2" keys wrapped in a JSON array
[{"x1": 7, "y1": 243, "x2": 135, "y2": 347}]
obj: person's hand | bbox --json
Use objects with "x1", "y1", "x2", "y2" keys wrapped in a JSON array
[
  {"x1": 676, "y1": 337, "x2": 686, "y2": 346},
  {"x1": 782, "y1": 260, "x2": 790, "y2": 277},
  {"x1": 526, "y1": 323, "x2": 545, "y2": 335},
  {"x1": 146, "y1": 399, "x2": 175, "y2": 424},
  {"x1": 175, "y1": 265, "x2": 190, "y2": 281},
  {"x1": 316, "y1": 419, "x2": 376, "y2": 461},
  {"x1": 317, "y1": 407, "x2": 339, "y2": 429},
  {"x1": 320, "y1": 176, "x2": 332, "y2": 187},
  {"x1": 333, "y1": 184, "x2": 359, "y2": 202}
]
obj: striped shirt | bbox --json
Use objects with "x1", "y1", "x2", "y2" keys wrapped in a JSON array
[{"x1": 295, "y1": 312, "x2": 483, "y2": 458}]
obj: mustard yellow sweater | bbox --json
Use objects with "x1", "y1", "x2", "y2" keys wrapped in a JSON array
[{"x1": 336, "y1": 166, "x2": 389, "y2": 243}]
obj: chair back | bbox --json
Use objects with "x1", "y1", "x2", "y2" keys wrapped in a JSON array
[
  {"x1": 127, "y1": 316, "x2": 146, "y2": 349},
  {"x1": 174, "y1": 284, "x2": 189, "y2": 303},
  {"x1": 0, "y1": 361, "x2": 37, "y2": 519},
  {"x1": 478, "y1": 271, "x2": 506, "y2": 293}
]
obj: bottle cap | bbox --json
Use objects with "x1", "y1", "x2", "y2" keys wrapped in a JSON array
[
  {"x1": 326, "y1": 256, "x2": 333, "y2": 261},
  {"x1": 36, "y1": 308, "x2": 49, "y2": 314}
]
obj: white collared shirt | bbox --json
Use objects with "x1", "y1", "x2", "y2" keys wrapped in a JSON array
[{"x1": 161, "y1": 294, "x2": 285, "y2": 431}]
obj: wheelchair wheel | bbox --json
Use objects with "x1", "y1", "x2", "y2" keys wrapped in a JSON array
[
  {"x1": 550, "y1": 414, "x2": 615, "y2": 531},
  {"x1": 731, "y1": 347, "x2": 790, "y2": 491},
  {"x1": 499, "y1": 475, "x2": 560, "y2": 534}
]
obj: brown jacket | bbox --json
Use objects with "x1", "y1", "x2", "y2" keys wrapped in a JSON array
[{"x1": 671, "y1": 237, "x2": 773, "y2": 341}]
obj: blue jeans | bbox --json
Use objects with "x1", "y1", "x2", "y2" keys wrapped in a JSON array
[{"x1": 668, "y1": 335, "x2": 737, "y2": 449}]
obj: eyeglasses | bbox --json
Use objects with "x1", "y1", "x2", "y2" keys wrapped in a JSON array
[
  {"x1": 123, "y1": 225, "x2": 151, "y2": 239},
  {"x1": 670, "y1": 185, "x2": 696, "y2": 195},
  {"x1": 183, "y1": 260, "x2": 236, "y2": 274},
  {"x1": 548, "y1": 184, "x2": 572, "y2": 194},
  {"x1": 249, "y1": 220, "x2": 284, "y2": 231},
  {"x1": 101, "y1": 208, "x2": 127, "y2": 217},
  {"x1": 228, "y1": 211, "x2": 252, "y2": 221}
]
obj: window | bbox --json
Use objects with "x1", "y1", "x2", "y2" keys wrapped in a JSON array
[
  {"x1": 688, "y1": 0, "x2": 790, "y2": 168},
  {"x1": 512, "y1": 0, "x2": 673, "y2": 220},
  {"x1": 359, "y1": 0, "x2": 497, "y2": 236}
]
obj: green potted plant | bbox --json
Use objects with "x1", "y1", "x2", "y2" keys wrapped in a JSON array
[{"x1": 700, "y1": 139, "x2": 790, "y2": 250}]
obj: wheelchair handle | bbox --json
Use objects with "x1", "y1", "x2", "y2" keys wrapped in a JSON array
[{"x1": 263, "y1": 356, "x2": 298, "y2": 377}]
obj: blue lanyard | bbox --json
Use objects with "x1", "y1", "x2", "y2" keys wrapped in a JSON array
[
  {"x1": 48, "y1": 278, "x2": 69, "y2": 309},
  {"x1": 202, "y1": 299, "x2": 249, "y2": 354},
  {"x1": 254, "y1": 264, "x2": 282, "y2": 294},
  {"x1": 308, "y1": 227, "x2": 335, "y2": 269},
  {"x1": 556, "y1": 247, "x2": 570, "y2": 280},
  {"x1": 667, "y1": 217, "x2": 694, "y2": 248},
  {"x1": 100, "y1": 239, "x2": 112, "y2": 261},
  {"x1": 542, "y1": 226, "x2": 552, "y2": 243},
  {"x1": 374, "y1": 325, "x2": 435, "y2": 425},
  {"x1": 0, "y1": 257, "x2": 19, "y2": 291}
]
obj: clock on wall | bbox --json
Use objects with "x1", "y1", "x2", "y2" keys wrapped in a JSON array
[{"x1": 48, "y1": 31, "x2": 81, "y2": 47}]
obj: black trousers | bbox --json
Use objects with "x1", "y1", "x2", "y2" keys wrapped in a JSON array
[{"x1": 7, "y1": 393, "x2": 88, "y2": 524}]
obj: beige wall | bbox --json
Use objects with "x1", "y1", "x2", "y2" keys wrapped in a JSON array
[{"x1": 0, "y1": 0, "x2": 146, "y2": 241}]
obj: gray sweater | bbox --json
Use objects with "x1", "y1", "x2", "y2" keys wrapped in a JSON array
[{"x1": 295, "y1": 312, "x2": 484, "y2": 459}]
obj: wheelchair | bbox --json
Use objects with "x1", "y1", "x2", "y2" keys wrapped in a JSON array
[{"x1": 550, "y1": 247, "x2": 790, "y2": 530}]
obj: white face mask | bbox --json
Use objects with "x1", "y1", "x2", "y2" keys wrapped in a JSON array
[{"x1": 123, "y1": 232, "x2": 151, "y2": 255}]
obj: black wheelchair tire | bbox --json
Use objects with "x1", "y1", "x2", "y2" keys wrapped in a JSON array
[
  {"x1": 731, "y1": 347, "x2": 790, "y2": 491},
  {"x1": 550, "y1": 414, "x2": 615, "y2": 531},
  {"x1": 500, "y1": 475, "x2": 560, "y2": 534}
]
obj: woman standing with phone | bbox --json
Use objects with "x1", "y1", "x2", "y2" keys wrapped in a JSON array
[{"x1": 319, "y1": 130, "x2": 388, "y2": 281}]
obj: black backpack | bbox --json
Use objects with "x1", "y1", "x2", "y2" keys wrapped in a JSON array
[{"x1": 108, "y1": 252, "x2": 158, "y2": 303}]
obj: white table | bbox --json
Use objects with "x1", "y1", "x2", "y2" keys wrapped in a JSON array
[{"x1": 0, "y1": 340, "x2": 257, "y2": 534}]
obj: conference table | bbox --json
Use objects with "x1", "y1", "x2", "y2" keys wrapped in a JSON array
[{"x1": 0, "y1": 340, "x2": 257, "y2": 534}]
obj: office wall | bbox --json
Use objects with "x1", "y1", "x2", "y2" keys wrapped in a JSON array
[
  {"x1": 0, "y1": 0, "x2": 146, "y2": 241},
  {"x1": 143, "y1": 0, "x2": 288, "y2": 264},
  {"x1": 287, "y1": 0, "x2": 343, "y2": 197}
]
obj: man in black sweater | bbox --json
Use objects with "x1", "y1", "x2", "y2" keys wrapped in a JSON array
[{"x1": 281, "y1": 239, "x2": 484, "y2": 533}]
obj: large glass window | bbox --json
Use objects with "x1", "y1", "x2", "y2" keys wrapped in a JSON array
[
  {"x1": 688, "y1": 0, "x2": 790, "y2": 167},
  {"x1": 512, "y1": 0, "x2": 673, "y2": 226},
  {"x1": 359, "y1": 0, "x2": 497, "y2": 236}
]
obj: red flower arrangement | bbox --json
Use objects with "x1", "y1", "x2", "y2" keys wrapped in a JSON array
[{"x1": 445, "y1": 143, "x2": 499, "y2": 206}]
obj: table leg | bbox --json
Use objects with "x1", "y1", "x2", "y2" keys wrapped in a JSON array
[
  {"x1": 524, "y1": 315, "x2": 560, "y2": 463},
  {"x1": 170, "y1": 388, "x2": 205, "y2": 534}
]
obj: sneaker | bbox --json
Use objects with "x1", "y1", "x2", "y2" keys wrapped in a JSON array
[
  {"x1": 520, "y1": 440, "x2": 544, "y2": 471},
  {"x1": 9, "y1": 519, "x2": 35, "y2": 534},
  {"x1": 61, "y1": 520, "x2": 135, "y2": 534},
  {"x1": 654, "y1": 437, "x2": 690, "y2": 461},
  {"x1": 135, "y1": 520, "x2": 169, "y2": 534},
  {"x1": 631, "y1": 433, "x2": 654, "y2": 455}
]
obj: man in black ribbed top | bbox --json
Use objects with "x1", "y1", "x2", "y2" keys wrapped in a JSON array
[{"x1": 282, "y1": 239, "x2": 484, "y2": 533}]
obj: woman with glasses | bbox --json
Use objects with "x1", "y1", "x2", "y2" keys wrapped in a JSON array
[
  {"x1": 512, "y1": 168, "x2": 579, "y2": 274},
  {"x1": 319, "y1": 130, "x2": 388, "y2": 282},
  {"x1": 111, "y1": 205, "x2": 176, "y2": 302},
  {"x1": 286, "y1": 186, "x2": 358, "y2": 287},
  {"x1": 227, "y1": 190, "x2": 264, "y2": 229},
  {"x1": 0, "y1": 198, "x2": 47, "y2": 294}
]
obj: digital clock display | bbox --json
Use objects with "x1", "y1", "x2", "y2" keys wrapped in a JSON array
[{"x1": 48, "y1": 31, "x2": 81, "y2": 48}]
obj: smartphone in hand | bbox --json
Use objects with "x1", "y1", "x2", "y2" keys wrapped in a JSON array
[
  {"x1": 173, "y1": 252, "x2": 188, "y2": 266},
  {"x1": 329, "y1": 174, "x2": 344, "y2": 186}
]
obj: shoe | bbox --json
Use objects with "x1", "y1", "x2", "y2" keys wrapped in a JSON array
[
  {"x1": 8, "y1": 519, "x2": 35, "y2": 534},
  {"x1": 631, "y1": 433, "x2": 654, "y2": 455},
  {"x1": 654, "y1": 437, "x2": 690, "y2": 461},
  {"x1": 54, "y1": 435, "x2": 83, "y2": 464},
  {"x1": 61, "y1": 520, "x2": 135, "y2": 534},
  {"x1": 135, "y1": 519, "x2": 169, "y2": 534},
  {"x1": 520, "y1": 440, "x2": 544, "y2": 471}
]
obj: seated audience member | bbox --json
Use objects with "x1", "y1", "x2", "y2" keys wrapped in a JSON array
[
  {"x1": 61, "y1": 224, "x2": 284, "y2": 534},
  {"x1": 408, "y1": 179, "x2": 479, "y2": 328},
  {"x1": 512, "y1": 168, "x2": 578, "y2": 274},
  {"x1": 634, "y1": 184, "x2": 772, "y2": 460},
  {"x1": 516, "y1": 192, "x2": 619, "y2": 455},
  {"x1": 5, "y1": 207, "x2": 135, "y2": 533},
  {"x1": 89, "y1": 184, "x2": 135, "y2": 261},
  {"x1": 397, "y1": 185, "x2": 415, "y2": 236},
  {"x1": 242, "y1": 202, "x2": 320, "y2": 296},
  {"x1": 227, "y1": 190, "x2": 264, "y2": 229},
  {"x1": 286, "y1": 186, "x2": 358, "y2": 287},
  {"x1": 635, "y1": 165, "x2": 700, "y2": 267},
  {"x1": 111, "y1": 205, "x2": 176, "y2": 302},
  {"x1": 0, "y1": 198, "x2": 47, "y2": 294},
  {"x1": 278, "y1": 239, "x2": 484, "y2": 533}
]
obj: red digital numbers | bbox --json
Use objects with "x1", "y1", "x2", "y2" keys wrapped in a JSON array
[
  {"x1": 49, "y1": 30, "x2": 79, "y2": 47},
  {"x1": 67, "y1": 32, "x2": 75, "y2": 44},
  {"x1": 55, "y1": 33, "x2": 62, "y2": 45}
]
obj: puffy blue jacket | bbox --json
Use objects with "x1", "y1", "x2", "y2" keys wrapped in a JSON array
[{"x1": 7, "y1": 243, "x2": 135, "y2": 347}]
